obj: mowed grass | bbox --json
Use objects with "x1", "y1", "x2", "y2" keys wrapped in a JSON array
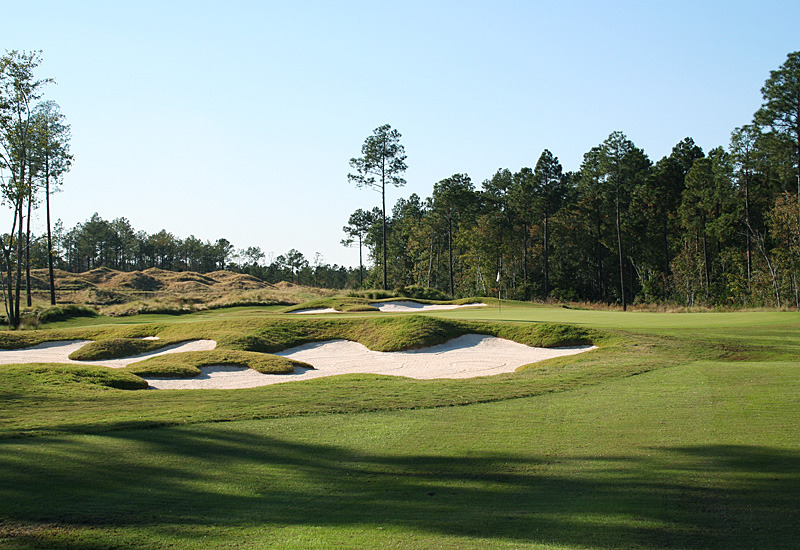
[{"x1": 0, "y1": 305, "x2": 799, "y2": 549}]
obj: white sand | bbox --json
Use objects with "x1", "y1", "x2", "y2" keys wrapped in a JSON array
[
  {"x1": 2, "y1": 334, "x2": 595, "y2": 391},
  {"x1": 290, "y1": 301, "x2": 487, "y2": 314},
  {"x1": 0, "y1": 339, "x2": 217, "y2": 368},
  {"x1": 371, "y1": 300, "x2": 487, "y2": 312},
  {"x1": 291, "y1": 307, "x2": 341, "y2": 314},
  {"x1": 144, "y1": 335, "x2": 596, "y2": 390}
]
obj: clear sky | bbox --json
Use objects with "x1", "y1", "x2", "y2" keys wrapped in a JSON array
[{"x1": 3, "y1": 0, "x2": 799, "y2": 267}]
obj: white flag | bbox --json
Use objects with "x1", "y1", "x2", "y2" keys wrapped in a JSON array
[{"x1": 496, "y1": 271, "x2": 500, "y2": 283}]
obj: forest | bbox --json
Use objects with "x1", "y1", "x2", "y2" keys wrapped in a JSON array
[
  {"x1": 42, "y1": 213, "x2": 360, "y2": 289},
  {"x1": 346, "y1": 52, "x2": 800, "y2": 309},
  {"x1": 3, "y1": 51, "x2": 800, "y2": 325}
]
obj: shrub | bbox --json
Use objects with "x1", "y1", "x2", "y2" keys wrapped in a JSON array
[{"x1": 400, "y1": 286, "x2": 451, "y2": 301}]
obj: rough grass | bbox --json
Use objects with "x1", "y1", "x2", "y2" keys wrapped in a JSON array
[
  {"x1": 123, "y1": 349, "x2": 312, "y2": 377},
  {"x1": 66, "y1": 337, "x2": 189, "y2": 361},
  {"x1": 0, "y1": 313, "x2": 607, "y2": 437},
  {"x1": 22, "y1": 267, "x2": 339, "y2": 317},
  {"x1": 35, "y1": 304, "x2": 98, "y2": 323},
  {"x1": 283, "y1": 297, "x2": 380, "y2": 313},
  {"x1": 0, "y1": 363, "x2": 148, "y2": 391},
  {"x1": 3, "y1": 313, "x2": 594, "y2": 356}
]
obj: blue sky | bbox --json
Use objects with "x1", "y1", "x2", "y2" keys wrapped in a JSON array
[{"x1": 3, "y1": 0, "x2": 799, "y2": 267}]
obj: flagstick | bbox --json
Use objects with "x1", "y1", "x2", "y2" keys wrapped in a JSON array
[{"x1": 496, "y1": 271, "x2": 501, "y2": 314}]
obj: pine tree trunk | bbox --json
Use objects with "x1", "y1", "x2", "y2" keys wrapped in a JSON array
[
  {"x1": 15, "y1": 200, "x2": 24, "y2": 327},
  {"x1": 744, "y1": 173, "x2": 752, "y2": 290},
  {"x1": 448, "y1": 215, "x2": 454, "y2": 297},
  {"x1": 46, "y1": 158, "x2": 56, "y2": 305},
  {"x1": 25, "y1": 191, "x2": 32, "y2": 307},
  {"x1": 381, "y1": 166, "x2": 388, "y2": 291},
  {"x1": 357, "y1": 233, "x2": 363, "y2": 288},
  {"x1": 543, "y1": 212, "x2": 550, "y2": 300},
  {"x1": 522, "y1": 223, "x2": 528, "y2": 297},
  {"x1": 615, "y1": 188, "x2": 626, "y2": 311},
  {"x1": 662, "y1": 216, "x2": 670, "y2": 275},
  {"x1": 595, "y1": 202, "x2": 604, "y2": 300},
  {"x1": 702, "y1": 226, "x2": 710, "y2": 299}
]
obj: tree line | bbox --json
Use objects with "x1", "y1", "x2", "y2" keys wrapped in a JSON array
[
  {"x1": 1, "y1": 50, "x2": 358, "y2": 328},
  {"x1": 345, "y1": 51, "x2": 800, "y2": 308},
  {"x1": 1, "y1": 51, "x2": 71, "y2": 327},
  {"x1": 30, "y1": 213, "x2": 359, "y2": 290}
]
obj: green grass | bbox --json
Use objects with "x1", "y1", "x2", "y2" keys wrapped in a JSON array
[
  {"x1": 0, "y1": 304, "x2": 798, "y2": 548},
  {"x1": 65, "y1": 337, "x2": 190, "y2": 360},
  {"x1": 123, "y1": 350, "x2": 312, "y2": 377}
]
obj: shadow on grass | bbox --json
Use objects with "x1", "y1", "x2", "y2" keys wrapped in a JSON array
[{"x1": 1, "y1": 429, "x2": 798, "y2": 549}]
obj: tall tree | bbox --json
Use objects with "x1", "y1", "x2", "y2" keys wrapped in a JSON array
[
  {"x1": 598, "y1": 132, "x2": 651, "y2": 310},
  {"x1": 280, "y1": 249, "x2": 307, "y2": 284},
  {"x1": 577, "y1": 147, "x2": 609, "y2": 301},
  {"x1": 0, "y1": 50, "x2": 50, "y2": 326},
  {"x1": 482, "y1": 169, "x2": 516, "y2": 295},
  {"x1": 348, "y1": 124, "x2": 407, "y2": 290},
  {"x1": 754, "y1": 51, "x2": 800, "y2": 234},
  {"x1": 432, "y1": 173, "x2": 476, "y2": 297},
  {"x1": 636, "y1": 138, "x2": 703, "y2": 287},
  {"x1": 730, "y1": 125, "x2": 762, "y2": 286},
  {"x1": 341, "y1": 207, "x2": 379, "y2": 287},
  {"x1": 30, "y1": 100, "x2": 71, "y2": 304},
  {"x1": 532, "y1": 150, "x2": 566, "y2": 299}
]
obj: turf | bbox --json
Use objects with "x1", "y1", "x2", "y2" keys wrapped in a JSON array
[
  {"x1": 123, "y1": 350, "x2": 312, "y2": 377},
  {"x1": 0, "y1": 305, "x2": 798, "y2": 549}
]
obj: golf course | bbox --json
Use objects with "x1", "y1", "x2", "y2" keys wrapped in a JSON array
[{"x1": 1, "y1": 300, "x2": 797, "y2": 549}]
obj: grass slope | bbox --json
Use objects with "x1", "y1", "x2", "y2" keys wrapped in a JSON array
[
  {"x1": 0, "y1": 306, "x2": 798, "y2": 548},
  {"x1": 0, "y1": 315, "x2": 606, "y2": 435},
  {"x1": 20, "y1": 267, "x2": 338, "y2": 318},
  {"x1": 124, "y1": 350, "x2": 312, "y2": 377},
  {"x1": 1, "y1": 354, "x2": 797, "y2": 548}
]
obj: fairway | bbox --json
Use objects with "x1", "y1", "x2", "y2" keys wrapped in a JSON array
[{"x1": 1, "y1": 305, "x2": 799, "y2": 549}]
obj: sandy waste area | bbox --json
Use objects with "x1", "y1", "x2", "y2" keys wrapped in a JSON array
[
  {"x1": 1, "y1": 335, "x2": 595, "y2": 390},
  {"x1": 292, "y1": 300, "x2": 487, "y2": 314}
]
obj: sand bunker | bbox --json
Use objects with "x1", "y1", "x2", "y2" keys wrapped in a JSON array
[
  {"x1": 144, "y1": 335, "x2": 595, "y2": 390},
  {"x1": 1, "y1": 334, "x2": 595, "y2": 391},
  {"x1": 290, "y1": 301, "x2": 486, "y2": 314},
  {"x1": 370, "y1": 301, "x2": 487, "y2": 312},
  {"x1": 291, "y1": 307, "x2": 340, "y2": 314},
  {"x1": 0, "y1": 339, "x2": 217, "y2": 369}
]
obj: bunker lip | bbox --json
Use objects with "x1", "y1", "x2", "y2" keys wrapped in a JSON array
[
  {"x1": 289, "y1": 301, "x2": 488, "y2": 314},
  {"x1": 370, "y1": 301, "x2": 487, "y2": 312},
  {"x1": 291, "y1": 307, "x2": 341, "y2": 314},
  {"x1": 0, "y1": 339, "x2": 217, "y2": 368},
  {"x1": 143, "y1": 335, "x2": 596, "y2": 390}
]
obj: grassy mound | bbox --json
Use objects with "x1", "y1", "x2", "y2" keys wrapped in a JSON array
[
  {"x1": 348, "y1": 286, "x2": 452, "y2": 301},
  {"x1": 0, "y1": 363, "x2": 148, "y2": 391},
  {"x1": 210, "y1": 315, "x2": 596, "y2": 355},
  {"x1": 471, "y1": 321, "x2": 596, "y2": 347},
  {"x1": 36, "y1": 304, "x2": 99, "y2": 324},
  {"x1": 22, "y1": 267, "x2": 338, "y2": 318},
  {"x1": 66, "y1": 337, "x2": 189, "y2": 361},
  {"x1": 283, "y1": 297, "x2": 379, "y2": 313},
  {"x1": 4, "y1": 315, "x2": 596, "y2": 357},
  {"x1": 123, "y1": 350, "x2": 312, "y2": 377}
]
